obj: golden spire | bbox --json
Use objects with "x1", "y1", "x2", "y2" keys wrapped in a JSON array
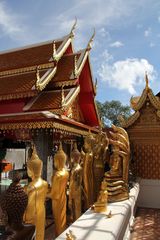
[
  {"x1": 70, "y1": 17, "x2": 77, "y2": 38},
  {"x1": 145, "y1": 72, "x2": 149, "y2": 90},
  {"x1": 73, "y1": 54, "x2": 78, "y2": 77},
  {"x1": 87, "y1": 28, "x2": 96, "y2": 51}
]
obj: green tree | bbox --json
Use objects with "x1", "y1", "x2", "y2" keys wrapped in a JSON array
[{"x1": 96, "y1": 100, "x2": 131, "y2": 126}]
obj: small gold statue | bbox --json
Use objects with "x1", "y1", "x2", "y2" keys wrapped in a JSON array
[
  {"x1": 83, "y1": 131, "x2": 94, "y2": 209},
  {"x1": 106, "y1": 210, "x2": 112, "y2": 218},
  {"x1": 94, "y1": 179, "x2": 108, "y2": 213},
  {"x1": 69, "y1": 142, "x2": 83, "y2": 222},
  {"x1": 24, "y1": 145, "x2": 48, "y2": 240},
  {"x1": 66, "y1": 230, "x2": 76, "y2": 240},
  {"x1": 48, "y1": 142, "x2": 69, "y2": 237}
]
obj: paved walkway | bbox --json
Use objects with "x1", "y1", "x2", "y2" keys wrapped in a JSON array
[{"x1": 131, "y1": 207, "x2": 160, "y2": 240}]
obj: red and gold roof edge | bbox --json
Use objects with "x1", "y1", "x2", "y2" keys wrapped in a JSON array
[
  {"x1": 0, "y1": 117, "x2": 99, "y2": 136},
  {"x1": 120, "y1": 75, "x2": 160, "y2": 128}
]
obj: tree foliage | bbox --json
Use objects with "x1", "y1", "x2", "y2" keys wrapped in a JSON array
[{"x1": 96, "y1": 100, "x2": 131, "y2": 126}]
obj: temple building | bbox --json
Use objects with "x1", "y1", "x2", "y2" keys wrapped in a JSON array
[
  {"x1": 0, "y1": 21, "x2": 100, "y2": 180},
  {"x1": 119, "y1": 75, "x2": 160, "y2": 208}
]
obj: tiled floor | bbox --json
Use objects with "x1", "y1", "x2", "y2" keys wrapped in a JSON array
[{"x1": 131, "y1": 207, "x2": 160, "y2": 240}]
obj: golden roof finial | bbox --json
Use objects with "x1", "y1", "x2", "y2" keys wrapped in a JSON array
[
  {"x1": 36, "y1": 66, "x2": 40, "y2": 81},
  {"x1": 53, "y1": 40, "x2": 56, "y2": 56},
  {"x1": 94, "y1": 78, "x2": 98, "y2": 95},
  {"x1": 70, "y1": 17, "x2": 77, "y2": 38},
  {"x1": 87, "y1": 28, "x2": 96, "y2": 51},
  {"x1": 73, "y1": 55, "x2": 78, "y2": 77},
  {"x1": 145, "y1": 71, "x2": 149, "y2": 90}
]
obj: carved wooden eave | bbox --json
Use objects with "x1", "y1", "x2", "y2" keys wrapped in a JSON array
[
  {"x1": 119, "y1": 111, "x2": 140, "y2": 128},
  {"x1": 0, "y1": 91, "x2": 36, "y2": 101},
  {"x1": 52, "y1": 20, "x2": 76, "y2": 62},
  {"x1": 70, "y1": 30, "x2": 96, "y2": 80},
  {"x1": 23, "y1": 86, "x2": 80, "y2": 112},
  {"x1": 120, "y1": 85, "x2": 160, "y2": 128},
  {"x1": 35, "y1": 66, "x2": 57, "y2": 91},
  {"x1": 130, "y1": 88, "x2": 160, "y2": 111},
  {"x1": 0, "y1": 110, "x2": 98, "y2": 136},
  {"x1": 61, "y1": 85, "x2": 80, "y2": 108}
]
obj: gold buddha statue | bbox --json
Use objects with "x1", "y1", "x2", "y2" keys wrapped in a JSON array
[
  {"x1": 69, "y1": 142, "x2": 83, "y2": 222},
  {"x1": 24, "y1": 145, "x2": 48, "y2": 240},
  {"x1": 83, "y1": 131, "x2": 94, "y2": 209},
  {"x1": 93, "y1": 131, "x2": 109, "y2": 201},
  {"x1": 94, "y1": 179, "x2": 108, "y2": 213},
  {"x1": 48, "y1": 142, "x2": 69, "y2": 237},
  {"x1": 105, "y1": 125, "x2": 130, "y2": 202}
]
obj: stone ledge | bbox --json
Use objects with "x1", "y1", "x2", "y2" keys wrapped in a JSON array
[{"x1": 56, "y1": 182, "x2": 140, "y2": 240}]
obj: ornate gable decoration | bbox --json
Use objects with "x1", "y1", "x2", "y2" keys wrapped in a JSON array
[{"x1": 119, "y1": 74, "x2": 160, "y2": 128}]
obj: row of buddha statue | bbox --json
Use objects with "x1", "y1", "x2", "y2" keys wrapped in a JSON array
[{"x1": 0, "y1": 125, "x2": 130, "y2": 240}]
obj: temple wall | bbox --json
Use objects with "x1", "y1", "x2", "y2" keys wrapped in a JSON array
[{"x1": 127, "y1": 103, "x2": 160, "y2": 179}]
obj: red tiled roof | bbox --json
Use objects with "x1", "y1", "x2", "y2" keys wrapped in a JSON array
[
  {"x1": 0, "y1": 40, "x2": 62, "y2": 71},
  {"x1": 0, "y1": 71, "x2": 38, "y2": 99},
  {"x1": 46, "y1": 53, "x2": 81, "y2": 88},
  {"x1": 26, "y1": 89, "x2": 70, "y2": 111}
]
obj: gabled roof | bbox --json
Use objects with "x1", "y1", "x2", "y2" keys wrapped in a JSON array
[
  {"x1": 0, "y1": 25, "x2": 100, "y2": 128},
  {"x1": 119, "y1": 75, "x2": 160, "y2": 128}
]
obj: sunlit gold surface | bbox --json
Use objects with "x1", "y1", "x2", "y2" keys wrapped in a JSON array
[
  {"x1": 83, "y1": 131, "x2": 94, "y2": 209},
  {"x1": 24, "y1": 146, "x2": 48, "y2": 240},
  {"x1": 48, "y1": 142, "x2": 69, "y2": 237},
  {"x1": 94, "y1": 180, "x2": 108, "y2": 213},
  {"x1": 93, "y1": 131, "x2": 109, "y2": 200},
  {"x1": 69, "y1": 143, "x2": 83, "y2": 221},
  {"x1": 105, "y1": 125, "x2": 130, "y2": 202}
]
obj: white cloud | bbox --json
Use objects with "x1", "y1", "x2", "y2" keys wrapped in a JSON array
[
  {"x1": 0, "y1": 2, "x2": 21, "y2": 35},
  {"x1": 98, "y1": 58, "x2": 156, "y2": 94},
  {"x1": 98, "y1": 28, "x2": 110, "y2": 39},
  {"x1": 102, "y1": 50, "x2": 113, "y2": 62},
  {"x1": 158, "y1": 16, "x2": 160, "y2": 22},
  {"x1": 144, "y1": 27, "x2": 152, "y2": 37},
  {"x1": 110, "y1": 41, "x2": 124, "y2": 48}
]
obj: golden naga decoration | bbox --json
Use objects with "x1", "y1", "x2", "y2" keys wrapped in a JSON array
[
  {"x1": 24, "y1": 145, "x2": 48, "y2": 240},
  {"x1": 94, "y1": 179, "x2": 108, "y2": 213},
  {"x1": 104, "y1": 125, "x2": 130, "y2": 202},
  {"x1": 69, "y1": 142, "x2": 83, "y2": 222},
  {"x1": 48, "y1": 142, "x2": 69, "y2": 237},
  {"x1": 66, "y1": 230, "x2": 77, "y2": 240},
  {"x1": 93, "y1": 131, "x2": 109, "y2": 201},
  {"x1": 83, "y1": 130, "x2": 95, "y2": 209}
]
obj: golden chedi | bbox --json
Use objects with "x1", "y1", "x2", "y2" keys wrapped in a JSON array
[
  {"x1": 48, "y1": 142, "x2": 69, "y2": 237},
  {"x1": 83, "y1": 131, "x2": 94, "y2": 209},
  {"x1": 94, "y1": 179, "x2": 108, "y2": 213},
  {"x1": 24, "y1": 146, "x2": 48, "y2": 240},
  {"x1": 105, "y1": 125, "x2": 130, "y2": 202},
  {"x1": 69, "y1": 142, "x2": 83, "y2": 222},
  {"x1": 0, "y1": 173, "x2": 35, "y2": 240}
]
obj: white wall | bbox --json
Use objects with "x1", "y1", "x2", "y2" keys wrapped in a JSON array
[{"x1": 137, "y1": 178, "x2": 160, "y2": 209}]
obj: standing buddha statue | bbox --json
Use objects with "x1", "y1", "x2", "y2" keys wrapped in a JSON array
[
  {"x1": 24, "y1": 145, "x2": 48, "y2": 240},
  {"x1": 48, "y1": 142, "x2": 69, "y2": 237},
  {"x1": 69, "y1": 142, "x2": 83, "y2": 222},
  {"x1": 83, "y1": 131, "x2": 94, "y2": 209}
]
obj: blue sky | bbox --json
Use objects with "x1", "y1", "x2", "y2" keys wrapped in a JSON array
[{"x1": 0, "y1": 0, "x2": 160, "y2": 105}]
